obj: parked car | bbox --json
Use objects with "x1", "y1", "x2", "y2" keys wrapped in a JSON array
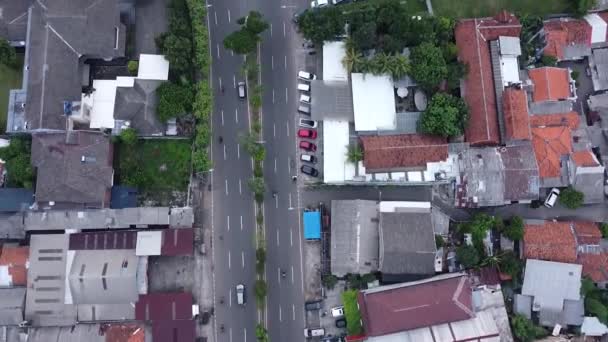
[
  {"x1": 321, "y1": 337, "x2": 345, "y2": 342},
  {"x1": 298, "y1": 70, "x2": 317, "y2": 81},
  {"x1": 300, "y1": 94, "x2": 311, "y2": 104},
  {"x1": 299, "y1": 118, "x2": 317, "y2": 128},
  {"x1": 298, "y1": 104, "x2": 311, "y2": 115},
  {"x1": 335, "y1": 318, "x2": 347, "y2": 328},
  {"x1": 301, "y1": 165, "x2": 319, "y2": 177},
  {"x1": 304, "y1": 300, "x2": 323, "y2": 311},
  {"x1": 304, "y1": 328, "x2": 325, "y2": 337},
  {"x1": 299, "y1": 141, "x2": 317, "y2": 152},
  {"x1": 310, "y1": 0, "x2": 330, "y2": 8},
  {"x1": 298, "y1": 83, "x2": 311, "y2": 92},
  {"x1": 331, "y1": 306, "x2": 344, "y2": 317},
  {"x1": 544, "y1": 188, "x2": 561, "y2": 208},
  {"x1": 236, "y1": 284, "x2": 245, "y2": 305},
  {"x1": 298, "y1": 129, "x2": 317, "y2": 139},
  {"x1": 237, "y1": 81, "x2": 247, "y2": 99},
  {"x1": 301, "y1": 154, "x2": 317, "y2": 164}
]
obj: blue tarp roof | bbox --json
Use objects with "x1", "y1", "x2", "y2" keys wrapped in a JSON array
[
  {"x1": 110, "y1": 186, "x2": 138, "y2": 209},
  {"x1": 0, "y1": 188, "x2": 34, "y2": 212},
  {"x1": 303, "y1": 211, "x2": 321, "y2": 240}
]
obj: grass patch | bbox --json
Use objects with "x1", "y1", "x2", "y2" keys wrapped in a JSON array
[
  {"x1": 342, "y1": 290, "x2": 363, "y2": 335},
  {"x1": 432, "y1": 0, "x2": 570, "y2": 18},
  {"x1": 0, "y1": 54, "x2": 24, "y2": 134},
  {"x1": 117, "y1": 139, "x2": 191, "y2": 196},
  {"x1": 402, "y1": 0, "x2": 428, "y2": 14}
]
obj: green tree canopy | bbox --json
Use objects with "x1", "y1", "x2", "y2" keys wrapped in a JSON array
[
  {"x1": 0, "y1": 38, "x2": 17, "y2": 68},
  {"x1": 511, "y1": 315, "x2": 547, "y2": 342},
  {"x1": 297, "y1": 6, "x2": 344, "y2": 44},
  {"x1": 346, "y1": 144, "x2": 364, "y2": 163},
  {"x1": 419, "y1": 93, "x2": 469, "y2": 137},
  {"x1": 501, "y1": 216, "x2": 524, "y2": 241},
  {"x1": 409, "y1": 42, "x2": 447, "y2": 90},
  {"x1": 498, "y1": 251, "x2": 522, "y2": 280},
  {"x1": 224, "y1": 11, "x2": 269, "y2": 55},
  {"x1": 119, "y1": 128, "x2": 138, "y2": 146},
  {"x1": 572, "y1": 0, "x2": 597, "y2": 17},
  {"x1": 456, "y1": 245, "x2": 480, "y2": 269},
  {"x1": 560, "y1": 186, "x2": 584, "y2": 209},
  {"x1": 156, "y1": 82, "x2": 193, "y2": 122},
  {"x1": 239, "y1": 11, "x2": 270, "y2": 35},
  {"x1": 0, "y1": 138, "x2": 34, "y2": 188}
]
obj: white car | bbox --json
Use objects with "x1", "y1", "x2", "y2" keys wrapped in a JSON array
[
  {"x1": 299, "y1": 118, "x2": 317, "y2": 128},
  {"x1": 310, "y1": 0, "x2": 330, "y2": 8},
  {"x1": 298, "y1": 71, "x2": 317, "y2": 81},
  {"x1": 236, "y1": 284, "x2": 245, "y2": 305},
  {"x1": 300, "y1": 94, "x2": 311, "y2": 104},
  {"x1": 304, "y1": 328, "x2": 325, "y2": 337},
  {"x1": 298, "y1": 83, "x2": 311, "y2": 92},
  {"x1": 544, "y1": 188, "x2": 560, "y2": 208},
  {"x1": 331, "y1": 306, "x2": 344, "y2": 317}
]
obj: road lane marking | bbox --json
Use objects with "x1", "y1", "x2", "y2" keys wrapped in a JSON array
[
  {"x1": 270, "y1": 23, "x2": 273, "y2": 37},
  {"x1": 229, "y1": 288, "x2": 232, "y2": 307},
  {"x1": 271, "y1": 55, "x2": 274, "y2": 70},
  {"x1": 228, "y1": 250, "x2": 231, "y2": 269},
  {"x1": 274, "y1": 158, "x2": 277, "y2": 174},
  {"x1": 286, "y1": 121, "x2": 289, "y2": 136},
  {"x1": 277, "y1": 267, "x2": 281, "y2": 284},
  {"x1": 223, "y1": 145, "x2": 227, "y2": 160},
  {"x1": 276, "y1": 229, "x2": 280, "y2": 247},
  {"x1": 221, "y1": 110, "x2": 224, "y2": 126},
  {"x1": 273, "y1": 123, "x2": 276, "y2": 137},
  {"x1": 216, "y1": 43, "x2": 220, "y2": 58},
  {"x1": 218, "y1": 77, "x2": 222, "y2": 89},
  {"x1": 290, "y1": 228, "x2": 293, "y2": 246},
  {"x1": 231, "y1": 50, "x2": 233, "y2": 56},
  {"x1": 239, "y1": 179, "x2": 242, "y2": 194},
  {"x1": 284, "y1": 55, "x2": 287, "y2": 70},
  {"x1": 288, "y1": 157, "x2": 291, "y2": 173},
  {"x1": 240, "y1": 215, "x2": 243, "y2": 230},
  {"x1": 244, "y1": 328, "x2": 247, "y2": 342},
  {"x1": 214, "y1": 11, "x2": 218, "y2": 25},
  {"x1": 225, "y1": 179, "x2": 228, "y2": 195},
  {"x1": 272, "y1": 89, "x2": 275, "y2": 104},
  {"x1": 237, "y1": 143, "x2": 240, "y2": 159},
  {"x1": 233, "y1": 75, "x2": 236, "y2": 88},
  {"x1": 227, "y1": 9, "x2": 231, "y2": 22},
  {"x1": 275, "y1": 193, "x2": 279, "y2": 208},
  {"x1": 229, "y1": 328, "x2": 233, "y2": 342},
  {"x1": 289, "y1": 193, "x2": 293, "y2": 209},
  {"x1": 292, "y1": 304, "x2": 296, "y2": 320},
  {"x1": 291, "y1": 265, "x2": 294, "y2": 284},
  {"x1": 227, "y1": 215, "x2": 230, "y2": 231},
  {"x1": 279, "y1": 306, "x2": 282, "y2": 322},
  {"x1": 235, "y1": 108, "x2": 238, "y2": 123},
  {"x1": 241, "y1": 251, "x2": 245, "y2": 268},
  {"x1": 283, "y1": 21, "x2": 286, "y2": 36},
  {"x1": 285, "y1": 87, "x2": 288, "y2": 104}
]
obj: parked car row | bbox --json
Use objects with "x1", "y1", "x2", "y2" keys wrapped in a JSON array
[
  {"x1": 297, "y1": 70, "x2": 320, "y2": 178},
  {"x1": 304, "y1": 301, "x2": 346, "y2": 339}
]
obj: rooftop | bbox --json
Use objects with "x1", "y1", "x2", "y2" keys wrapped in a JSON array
[
  {"x1": 358, "y1": 273, "x2": 474, "y2": 337},
  {"x1": 0, "y1": 287, "x2": 25, "y2": 325},
  {"x1": 578, "y1": 253, "x2": 608, "y2": 283},
  {"x1": 0, "y1": 188, "x2": 34, "y2": 212},
  {"x1": 310, "y1": 81, "x2": 354, "y2": 122},
  {"x1": 573, "y1": 221, "x2": 602, "y2": 245},
  {"x1": 531, "y1": 126, "x2": 572, "y2": 179},
  {"x1": 528, "y1": 67, "x2": 572, "y2": 102},
  {"x1": 455, "y1": 11, "x2": 521, "y2": 146},
  {"x1": 524, "y1": 221, "x2": 577, "y2": 263},
  {"x1": 323, "y1": 120, "x2": 355, "y2": 183},
  {"x1": 351, "y1": 73, "x2": 396, "y2": 131},
  {"x1": 0, "y1": 1, "x2": 32, "y2": 43},
  {"x1": 360, "y1": 134, "x2": 448, "y2": 172},
  {"x1": 322, "y1": 41, "x2": 348, "y2": 82},
  {"x1": 572, "y1": 150, "x2": 600, "y2": 167},
  {"x1": 502, "y1": 87, "x2": 531, "y2": 141},
  {"x1": 529, "y1": 111, "x2": 581, "y2": 130},
  {"x1": 0, "y1": 246, "x2": 29, "y2": 286},
  {"x1": 31, "y1": 131, "x2": 113, "y2": 208},
  {"x1": 543, "y1": 18, "x2": 592, "y2": 60}
]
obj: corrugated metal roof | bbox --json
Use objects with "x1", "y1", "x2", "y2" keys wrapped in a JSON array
[
  {"x1": 152, "y1": 320, "x2": 195, "y2": 342},
  {"x1": 135, "y1": 293, "x2": 192, "y2": 321},
  {"x1": 161, "y1": 228, "x2": 194, "y2": 256},
  {"x1": 69, "y1": 231, "x2": 137, "y2": 250}
]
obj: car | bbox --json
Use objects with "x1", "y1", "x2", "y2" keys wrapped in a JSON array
[
  {"x1": 544, "y1": 188, "x2": 561, "y2": 208},
  {"x1": 298, "y1": 104, "x2": 311, "y2": 115},
  {"x1": 299, "y1": 118, "x2": 317, "y2": 128},
  {"x1": 310, "y1": 0, "x2": 330, "y2": 8},
  {"x1": 304, "y1": 328, "x2": 325, "y2": 337},
  {"x1": 321, "y1": 337, "x2": 345, "y2": 342},
  {"x1": 298, "y1": 83, "x2": 311, "y2": 92},
  {"x1": 236, "y1": 284, "x2": 245, "y2": 305},
  {"x1": 298, "y1": 70, "x2": 317, "y2": 81},
  {"x1": 301, "y1": 165, "x2": 319, "y2": 177},
  {"x1": 331, "y1": 306, "x2": 344, "y2": 317},
  {"x1": 237, "y1": 81, "x2": 247, "y2": 99},
  {"x1": 298, "y1": 129, "x2": 317, "y2": 139},
  {"x1": 301, "y1": 154, "x2": 317, "y2": 164},
  {"x1": 299, "y1": 141, "x2": 317, "y2": 152},
  {"x1": 335, "y1": 318, "x2": 347, "y2": 328},
  {"x1": 300, "y1": 94, "x2": 311, "y2": 104},
  {"x1": 304, "y1": 300, "x2": 323, "y2": 311}
]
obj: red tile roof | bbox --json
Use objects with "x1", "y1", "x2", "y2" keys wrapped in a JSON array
[
  {"x1": 455, "y1": 12, "x2": 521, "y2": 146},
  {"x1": 531, "y1": 126, "x2": 572, "y2": 178},
  {"x1": 0, "y1": 246, "x2": 29, "y2": 286},
  {"x1": 161, "y1": 228, "x2": 194, "y2": 256},
  {"x1": 503, "y1": 88, "x2": 531, "y2": 141},
  {"x1": 578, "y1": 253, "x2": 608, "y2": 283},
  {"x1": 529, "y1": 111, "x2": 581, "y2": 129},
  {"x1": 572, "y1": 150, "x2": 600, "y2": 167},
  {"x1": 528, "y1": 67, "x2": 571, "y2": 102},
  {"x1": 524, "y1": 221, "x2": 577, "y2": 263},
  {"x1": 103, "y1": 323, "x2": 145, "y2": 342},
  {"x1": 358, "y1": 275, "x2": 474, "y2": 336},
  {"x1": 543, "y1": 19, "x2": 592, "y2": 59},
  {"x1": 359, "y1": 134, "x2": 448, "y2": 171},
  {"x1": 573, "y1": 221, "x2": 602, "y2": 245}
]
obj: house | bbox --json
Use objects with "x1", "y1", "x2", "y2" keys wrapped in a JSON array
[
  {"x1": 0, "y1": 1, "x2": 32, "y2": 46},
  {"x1": 30, "y1": 131, "x2": 114, "y2": 209},
  {"x1": 541, "y1": 14, "x2": 608, "y2": 61},
  {"x1": 503, "y1": 87, "x2": 531, "y2": 142},
  {"x1": 0, "y1": 246, "x2": 29, "y2": 287},
  {"x1": 25, "y1": 322, "x2": 145, "y2": 342},
  {"x1": 6, "y1": 0, "x2": 126, "y2": 132},
  {"x1": 455, "y1": 11, "x2": 522, "y2": 146},
  {"x1": 358, "y1": 273, "x2": 513, "y2": 341},
  {"x1": 135, "y1": 292, "x2": 196, "y2": 342},
  {"x1": 455, "y1": 144, "x2": 540, "y2": 207},
  {"x1": 517, "y1": 259, "x2": 584, "y2": 327},
  {"x1": 351, "y1": 73, "x2": 396, "y2": 132},
  {"x1": 528, "y1": 67, "x2": 576, "y2": 103},
  {"x1": 0, "y1": 188, "x2": 34, "y2": 212},
  {"x1": 569, "y1": 150, "x2": 605, "y2": 203}
]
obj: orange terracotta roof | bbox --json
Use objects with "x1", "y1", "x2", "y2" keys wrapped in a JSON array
[
  {"x1": 455, "y1": 12, "x2": 521, "y2": 146},
  {"x1": 529, "y1": 111, "x2": 580, "y2": 130},
  {"x1": 0, "y1": 246, "x2": 29, "y2": 286},
  {"x1": 524, "y1": 221, "x2": 577, "y2": 263},
  {"x1": 578, "y1": 253, "x2": 608, "y2": 283},
  {"x1": 573, "y1": 221, "x2": 602, "y2": 245},
  {"x1": 528, "y1": 67, "x2": 571, "y2": 102},
  {"x1": 360, "y1": 134, "x2": 448, "y2": 170},
  {"x1": 103, "y1": 323, "x2": 145, "y2": 342},
  {"x1": 572, "y1": 150, "x2": 600, "y2": 167},
  {"x1": 531, "y1": 126, "x2": 572, "y2": 178},
  {"x1": 503, "y1": 88, "x2": 531, "y2": 141},
  {"x1": 543, "y1": 19, "x2": 592, "y2": 59}
]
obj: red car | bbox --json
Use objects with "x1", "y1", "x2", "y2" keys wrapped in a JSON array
[
  {"x1": 297, "y1": 129, "x2": 317, "y2": 139},
  {"x1": 299, "y1": 141, "x2": 317, "y2": 152}
]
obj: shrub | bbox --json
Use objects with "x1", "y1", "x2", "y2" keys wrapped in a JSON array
[
  {"x1": 560, "y1": 186, "x2": 584, "y2": 209},
  {"x1": 254, "y1": 279, "x2": 267, "y2": 302},
  {"x1": 127, "y1": 60, "x2": 139, "y2": 75},
  {"x1": 435, "y1": 235, "x2": 445, "y2": 248},
  {"x1": 120, "y1": 128, "x2": 138, "y2": 146},
  {"x1": 501, "y1": 216, "x2": 524, "y2": 241},
  {"x1": 0, "y1": 38, "x2": 17, "y2": 68},
  {"x1": 419, "y1": 93, "x2": 469, "y2": 137},
  {"x1": 322, "y1": 274, "x2": 338, "y2": 290},
  {"x1": 456, "y1": 245, "x2": 480, "y2": 269},
  {"x1": 346, "y1": 144, "x2": 364, "y2": 163},
  {"x1": 255, "y1": 324, "x2": 269, "y2": 342},
  {"x1": 0, "y1": 138, "x2": 34, "y2": 188},
  {"x1": 541, "y1": 55, "x2": 558, "y2": 67},
  {"x1": 342, "y1": 290, "x2": 363, "y2": 335},
  {"x1": 511, "y1": 315, "x2": 547, "y2": 342},
  {"x1": 157, "y1": 82, "x2": 193, "y2": 122},
  {"x1": 601, "y1": 223, "x2": 608, "y2": 238}
]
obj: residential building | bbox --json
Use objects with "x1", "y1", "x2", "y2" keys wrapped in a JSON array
[
  {"x1": 528, "y1": 67, "x2": 576, "y2": 103},
  {"x1": 0, "y1": 189, "x2": 34, "y2": 212},
  {"x1": 30, "y1": 131, "x2": 114, "y2": 209},
  {"x1": 25, "y1": 323, "x2": 145, "y2": 342},
  {"x1": 0, "y1": 288, "x2": 26, "y2": 326},
  {"x1": 0, "y1": 1, "x2": 32, "y2": 46},
  {"x1": 517, "y1": 259, "x2": 584, "y2": 327},
  {"x1": 569, "y1": 150, "x2": 605, "y2": 203},
  {"x1": 359, "y1": 273, "x2": 513, "y2": 341},
  {"x1": 135, "y1": 292, "x2": 196, "y2": 342},
  {"x1": 502, "y1": 87, "x2": 531, "y2": 143},
  {"x1": 541, "y1": 14, "x2": 608, "y2": 61},
  {"x1": 0, "y1": 246, "x2": 29, "y2": 287},
  {"x1": 351, "y1": 73, "x2": 396, "y2": 132}
]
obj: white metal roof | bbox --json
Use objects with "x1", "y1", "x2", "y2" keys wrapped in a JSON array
[
  {"x1": 323, "y1": 120, "x2": 355, "y2": 183},
  {"x1": 500, "y1": 56, "x2": 520, "y2": 86},
  {"x1": 498, "y1": 36, "x2": 521, "y2": 56},
  {"x1": 322, "y1": 41, "x2": 348, "y2": 81},
  {"x1": 522, "y1": 259, "x2": 581, "y2": 312},
  {"x1": 136, "y1": 231, "x2": 163, "y2": 256},
  {"x1": 87, "y1": 79, "x2": 119, "y2": 129},
  {"x1": 585, "y1": 14, "x2": 608, "y2": 44},
  {"x1": 137, "y1": 54, "x2": 170, "y2": 80},
  {"x1": 351, "y1": 73, "x2": 396, "y2": 131},
  {"x1": 379, "y1": 201, "x2": 431, "y2": 212}
]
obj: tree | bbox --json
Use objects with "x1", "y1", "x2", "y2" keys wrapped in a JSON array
[
  {"x1": 501, "y1": 216, "x2": 524, "y2": 241},
  {"x1": 351, "y1": 22, "x2": 377, "y2": 51},
  {"x1": 541, "y1": 55, "x2": 558, "y2": 67},
  {"x1": 581, "y1": 277, "x2": 598, "y2": 297},
  {"x1": 497, "y1": 251, "x2": 522, "y2": 280},
  {"x1": 458, "y1": 213, "x2": 497, "y2": 256},
  {"x1": 511, "y1": 315, "x2": 547, "y2": 342},
  {"x1": 0, "y1": 38, "x2": 17, "y2": 68},
  {"x1": 192, "y1": 82, "x2": 213, "y2": 121},
  {"x1": 456, "y1": 245, "x2": 480, "y2": 269},
  {"x1": 435, "y1": 235, "x2": 445, "y2": 248},
  {"x1": 161, "y1": 34, "x2": 193, "y2": 76},
  {"x1": 0, "y1": 138, "x2": 34, "y2": 188},
  {"x1": 119, "y1": 128, "x2": 138, "y2": 146},
  {"x1": 297, "y1": 6, "x2": 344, "y2": 44},
  {"x1": 409, "y1": 42, "x2": 447, "y2": 90},
  {"x1": 572, "y1": 0, "x2": 597, "y2": 17},
  {"x1": 239, "y1": 11, "x2": 269, "y2": 35},
  {"x1": 127, "y1": 60, "x2": 139, "y2": 75},
  {"x1": 255, "y1": 324, "x2": 269, "y2": 342},
  {"x1": 322, "y1": 274, "x2": 338, "y2": 290},
  {"x1": 586, "y1": 297, "x2": 608, "y2": 323},
  {"x1": 342, "y1": 44, "x2": 363, "y2": 73},
  {"x1": 346, "y1": 144, "x2": 364, "y2": 163},
  {"x1": 419, "y1": 93, "x2": 469, "y2": 137},
  {"x1": 224, "y1": 30, "x2": 258, "y2": 55},
  {"x1": 156, "y1": 82, "x2": 193, "y2": 122},
  {"x1": 601, "y1": 223, "x2": 608, "y2": 238},
  {"x1": 560, "y1": 186, "x2": 585, "y2": 209}
]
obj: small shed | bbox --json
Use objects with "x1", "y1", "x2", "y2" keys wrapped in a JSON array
[{"x1": 303, "y1": 211, "x2": 321, "y2": 240}]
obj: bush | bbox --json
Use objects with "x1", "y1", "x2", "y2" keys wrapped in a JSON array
[
  {"x1": 601, "y1": 223, "x2": 608, "y2": 238},
  {"x1": 127, "y1": 60, "x2": 139, "y2": 75},
  {"x1": 420, "y1": 93, "x2": 469, "y2": 137},
  {"x1": 119, "y1": 128, "x2": 138, "y2": 146},
  {"x1": 248, "y1": 177, "x2": 265, "y2": 202},
  {"x1": 541, "y1": 55, "x2": 558, "y2": 67},
  {"x1": 322, "y1": 274, "x2": 338, "y2": 290},
  {"x1": 511, "y1": 315, "x2": 547, "y2": 342},
  {"x1": 0, "y1": 138, "x2": 34, "y2": 188},
  {"x1": 342, "y1": 290, "x2": 363, "y2": 335},
  {"x1": 435, "y1": 235, "x2": 445, "y2": 248},
  {"x1": 409, "y1": 43, "x2": 448, "y2": 91},
  {"x1": 193, "y1": 82, "x2": 213, "y2": 121},
  {"x1": 255, "y1": 324, "x2": 269, "y2": 342},
  {"x1": 560, "y1": 186, "x2": 584, "y2": 209},
  {"x1": 498, "y1": 251, "x2": 522, "y2": 280},
  {"x1": 185, "y1": 0, "x2": 210, "y2": 75},
  {"x1": 0, "y1": 38, "x2": 17, "y2": 68},
  {"x1": 157, "y1": 82, "x2": 194, "y2": 122},
  {"x1": 501, "y1": 216, "x2": 524, "y2": 241},
  {"x1": 456, "y1": 245, "x2": 480, "y2": 269},
  {"x1": 254, "y1": 279, "x2": 267, "y2": 302},
  {"x1": 586, "y1": 297, "x2": 608, "y2": 323}
]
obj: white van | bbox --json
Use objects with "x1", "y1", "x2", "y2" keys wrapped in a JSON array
[
  {"x1": 300, "y1": 94, "x2": 311, "y2": 104},
  {"x1": 298, "y1": 71, "x2": 316, "y2": 81},
  {"x1": 298, "y1": 105, "x2": 311, "y2": 115},
  {"x1": 236, "y1": 284, "x2": 245, "y2": 305},
  {"x1": 544, "y1": 188, "x2": 560, "y2": 208},
  {"x1": 304, "y1": 328, "x2": 325, "y2": 337},
  {"x1": 298, "y1": 83, "x2": 310, "y2": 92}
]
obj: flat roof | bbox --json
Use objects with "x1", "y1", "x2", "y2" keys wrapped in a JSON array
[
  {"x1": 137, "y1": 54, "x2": 170, "y2": 80},
  {"x1": 351, "y1": 73, "x2": 396, "y2": 131},
  {"x1": 303, "y1": 211, "x2": 321, "y2": 240},
  {"x1": 136, "y1": 231, "x2": 163, "y2": 256},
  {"x1": 323, "y1": 120, "x2": 355, "y2": 183},
  {"x1": 322, "y1": 41, "x2": 348, "y2": 81},
  {"x1": 585, "y1": 14, "x2": 607, "y2": 44},
  {"x1": 310, "y1": 80, "x2": 354, "y2": 122}
]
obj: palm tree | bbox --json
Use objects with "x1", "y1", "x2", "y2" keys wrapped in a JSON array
[
  {"x1": 389, "y1": 55, "x2": 410, "y2": 79},
  {"x1": 342, "y1": 45, "x2": 362, "y2": 73},
  {"x1": 346, "y1": 144, "x2": 364, "y2": 163}
]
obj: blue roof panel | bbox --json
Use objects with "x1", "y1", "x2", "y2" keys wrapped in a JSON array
[{"x1": 303, "y1": 211, "x2": 321, "y2": 240}]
